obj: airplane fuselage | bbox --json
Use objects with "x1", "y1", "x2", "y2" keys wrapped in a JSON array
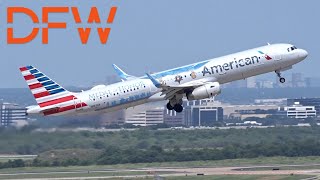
[{"x1": 24, "y1": 43, "x2": 308, "y2": 116}]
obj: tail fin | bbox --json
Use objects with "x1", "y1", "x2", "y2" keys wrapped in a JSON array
[
  {"x1": 19, "y1": 66, "x2": 74, "y2": 108},
  {"x1": 112, "y1": 64, "x2": 136, "y2": 81}
]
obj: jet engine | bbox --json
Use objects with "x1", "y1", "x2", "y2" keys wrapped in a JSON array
[{"x1": 187, "y1": 82, "x2": 221, "y2": 100}]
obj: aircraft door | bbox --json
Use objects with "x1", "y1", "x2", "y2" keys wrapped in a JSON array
[{"x1": 73, "y1": 97, "x2": 83, "y2": 111}]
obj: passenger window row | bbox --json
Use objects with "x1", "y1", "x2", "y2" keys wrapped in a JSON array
[{"x1": 92, "y1": 85, "x2": 147, "y2": 101}]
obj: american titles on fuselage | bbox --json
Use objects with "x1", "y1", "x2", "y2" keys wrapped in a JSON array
[{"x1": 202, "y1": 55, "x2": 260, "y2": 76}]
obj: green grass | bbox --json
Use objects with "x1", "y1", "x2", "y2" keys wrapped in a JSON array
[
  {"x1": 0, "y1": 173, "x2": 314, "y2": 180},
  {"x1": 152, "y1": 175, "x2": 314, "y2": 180},
  {"x1": 0, "y1": 171, "x2": 153, "y2": 179},
  {"x1": 1, "y1": 156, "x2": 320, "y2": 174},
  {"x1": 237, "y1": 164, "x2": 320, "y2": 171}
]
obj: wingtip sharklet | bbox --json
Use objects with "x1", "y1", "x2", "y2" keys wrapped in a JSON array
[{"x1": 146, "y1": 73, "x2": 161, "y2": 88}]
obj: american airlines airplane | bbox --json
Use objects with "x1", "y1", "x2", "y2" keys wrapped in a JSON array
[{"x1": 20, "y1": 43, "x2": 308, "y2": 116}]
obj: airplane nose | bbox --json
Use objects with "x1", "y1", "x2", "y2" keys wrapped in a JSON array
[{"x1": 299, "y1": 49, "x2": 308, "y2": 59}]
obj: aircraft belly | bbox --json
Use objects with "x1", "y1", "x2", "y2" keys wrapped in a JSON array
[{"x1": 99, "y1": 98, "x2": 148, "y2": 113}]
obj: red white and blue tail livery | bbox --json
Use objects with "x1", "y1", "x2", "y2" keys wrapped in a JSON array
[
  {"x1": 20, "y1": 44, "x2": 308, "y2": 116},
  {"x1": 20, "y1": 66, "x2": 87, "y2": 116}
]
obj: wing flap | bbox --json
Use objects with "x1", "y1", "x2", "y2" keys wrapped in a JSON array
[{"x1": 164, "y1": 88, "x2": 182, "y2": 100}]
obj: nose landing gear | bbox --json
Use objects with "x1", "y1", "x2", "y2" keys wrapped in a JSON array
[{"x1": 275, "y1": 70, "x2": 286, "y2": 83}]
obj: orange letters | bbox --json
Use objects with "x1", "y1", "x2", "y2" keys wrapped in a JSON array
[{"x1": 7, "y1": 6, "x2": 117, "y2": 44}]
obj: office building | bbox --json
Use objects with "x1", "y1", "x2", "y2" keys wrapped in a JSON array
[
  {"x1": 184, "y1": 98, "x2": 223, "y2": 127},
  {"x1": 279, "y1": 104, "x2": 316, "y2": 119},
  {"x1": 246, "y1": 77, "x2": 256, "y2": 88},
  {"x1": 125, "y1": 98, "x2": 224, "y2": 127},
  {"x1": 0, "y1": 101, "x2": 27, "y2": 127},
  {"x1": 287, "y1": 98, "x2": 320, "y2": 115},
  {"x1": 292, "y1": 73, "x2": 306, "y2": 88},
  {"x1": 125, "y1": 107, "x2": 164, "y2": 126},
  {"x1": 163, "y1": 109, "x2": 184, "y2": 126}
]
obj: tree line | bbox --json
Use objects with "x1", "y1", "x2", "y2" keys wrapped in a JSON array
[
  {"x1": 1, "y1": 126, "x2": 320, "y2": 168},
  {"x1": 2, "y1": 137, "x2": 320, "y2": 168}
]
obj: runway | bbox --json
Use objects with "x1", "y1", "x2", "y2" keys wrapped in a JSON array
[{"x1": 1, "y1": 164, "x2": 320, "y2": 180}]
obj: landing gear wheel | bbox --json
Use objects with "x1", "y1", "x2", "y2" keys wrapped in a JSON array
[
  {"x1": 174, "y1": 104, "x2": 183, "y2": 113},
  {"x1": 166, "y1": 102, "x2": 174, "y2": 110},
  {"x1": 275, "y1": 70, "x2": 286, "y2": 84}
]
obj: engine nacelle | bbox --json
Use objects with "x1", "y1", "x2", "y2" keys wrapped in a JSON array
[{"x1": 187, "y1": 82, "x2": 221, "y2": 100}]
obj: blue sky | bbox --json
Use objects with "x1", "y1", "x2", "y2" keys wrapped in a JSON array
[{"x1": 1, "y1": 0, "x2": 319, "y2": 88}]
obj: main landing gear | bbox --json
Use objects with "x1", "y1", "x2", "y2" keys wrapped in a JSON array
[
  {"x1": 275, "y1": 70, "x2": 286, "y2": 83},
  {"x1": 166, "y1": 102, "x2": 174, "y2": 110},
  {"x1": 166, "y1": 102, "x2": 183, "y2": 113}
]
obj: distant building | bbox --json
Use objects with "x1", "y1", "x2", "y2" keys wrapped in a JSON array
[
  {"x1": 279, "y1": 104, "x2": 316, "y2": 119},
  {"x1": 292, "y1": 73, "x2": 306, "y2": 88},
  {"x1": 0, "y1": 101, "x2": 28, "y2": 127},
  {"x1": 184, "y1": 99, "x2": 223, "y2": 126},
  {"x1": 308, "y1": 77, "x2": 320, "y2": 87},
  {"x1": 305, "y1": 77, "x2": 312, "y2": 88},
  {"x1": 223, "y1": 104, "x2": 278, "y2": 119},
  {"x1": 234, "y1": 121, "x2": 262, "y2": 126},
  {"x1": 225, "y1": 80, "x2": 247, "y2": 88},
  {"x1": 287, "y1": 98, "x2": 320, "y2": 116},
  {"x1": 185, "y1": 106, "x2": 223, "y2": 126},
  {"x1": 260, "y1": 80, "x2": 274, "y2": 88},
  {"x1": 163, "y1": 109, "x2": 184, "y2": 126},
  {"x1": 125, "y1": 108, "x2": 164, "y2": 126},
  {"x1": 125, "y1": 98, "x2": 224, "y2": 127},
  {"x1": 246, "y1": 77, "x2": 256, "y2": 88},
  {"x1": 236, "y1": 113, "x2": 269, "y2": 120},
  {"x1": 254, "y1": 98, "x2": 287, "y2": 105},
  {"x1": 99, "y1": 110, "x2": 125, "y2": 126}
]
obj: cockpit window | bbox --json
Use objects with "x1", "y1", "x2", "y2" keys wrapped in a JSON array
[{"x1": 287, "y1": 46, "x2": 297, "y2": 52}]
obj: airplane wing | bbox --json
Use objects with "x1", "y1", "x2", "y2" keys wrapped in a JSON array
[
  {"x1": 112, "y1": 64, "x2": 137, "y2": 81},
  {"x1": 146, "y1": 73, "x2": 215, "y2": 100}
]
